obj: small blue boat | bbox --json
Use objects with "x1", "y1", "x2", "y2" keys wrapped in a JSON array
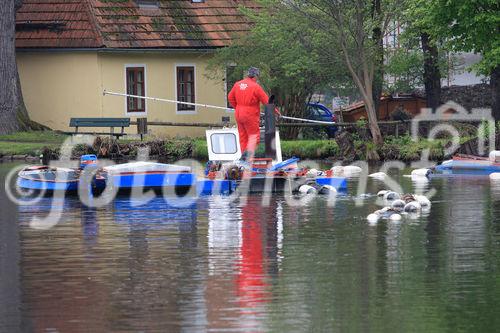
[
  {"x1": 17, "y1": 165, "x2": 106, "y2": 192},
  {"x1": 434, "y1": 154, "x2": 500, "y2": 175}
]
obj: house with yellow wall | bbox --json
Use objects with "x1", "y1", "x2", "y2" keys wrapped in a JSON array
[{"x1": 15, "y1": 0, "x2": 256, "y2": 137}]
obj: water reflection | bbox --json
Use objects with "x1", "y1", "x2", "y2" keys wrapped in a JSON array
[
  {"x1": 441, "y1": 177, "x2": 488, "y2": 273},
  {"x1": 2, "y1": 163, "x2": 499, "y2": 332},
  {"x1": 0, "y1": 167, "x2": 22, "y2": 332}
]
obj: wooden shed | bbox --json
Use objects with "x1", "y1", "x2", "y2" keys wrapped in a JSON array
[{"x1": 338, "y1": 94, "x2": 427, "y2": 122}]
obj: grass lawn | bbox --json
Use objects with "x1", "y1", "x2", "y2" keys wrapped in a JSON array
[
  {"x1": 0, "y1": 131, "x2": 68, "y2": 156},
  {"x1": 0, "y1": 131, "x2": 68, "y2": 144}
]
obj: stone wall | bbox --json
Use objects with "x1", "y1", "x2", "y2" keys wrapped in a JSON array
[
  {"x1": 415, "y1": 83, "x2": 492, "y2": 110},
  {"x1": 441, "y1": 84, "x2": 492, "y2": 110}
]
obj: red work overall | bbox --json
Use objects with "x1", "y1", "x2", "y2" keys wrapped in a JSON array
[{"x1": 228, "y1": 77, "x2": 269, "y2": 153}]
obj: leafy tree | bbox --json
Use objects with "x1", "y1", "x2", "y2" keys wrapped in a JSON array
[
  {"x1": 208, "y1": 1, "x2": 351, "y2": 139},
  {"x1": 385, "y1": 48, "x2": 425, "y2": 92},
  {"x1": 384, "y1": 35, "x2": 458, "y2": 94},
  {"x1": 407, "y1": 0, "x2": 500, "y2": 119},
  {"x1": 280, "y1": 0, "x2": 402, "y2": 148}
]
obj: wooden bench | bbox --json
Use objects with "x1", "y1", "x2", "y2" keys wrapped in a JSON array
[{"x1": 69, "y1": 118, "x2": 130, "y2": 138}]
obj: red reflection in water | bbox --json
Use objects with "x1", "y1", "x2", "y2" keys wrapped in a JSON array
[{"x1": 236, "y1": 199, "x2": 271, "y2": 313}]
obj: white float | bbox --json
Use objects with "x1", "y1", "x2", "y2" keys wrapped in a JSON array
[
  {"x1": 299, "y1": 184, "x2": 317, "y2": 195},
  {"x1": 369, "y1": 172, "x2": 387, "y2": 180},
  {"x1": 414, "y1": 194, "x2": 431, "y2": 208},
  {"x1": 490, "y1": 173, "x2": 500, "y2": 181},
  {"x1": 489, "y1": 151, "x2": 500, "y2": 163},
  {"x1": 367, "y1": 213, "x2": 380, "y2": 224},
  {"x1": 377, "y1": 190, "x2": 389, "y2": 197},
  {"x1": 391, "y1": 199, "x2": 406, "y2": 212},
  {"x1": 383, "y1": 191, "x2": 400, "y2": 201},
  {"x1": 319, "y1": 185, "x2": 337, "y2": 195},
  {"x1": 306, "y1": 168, "x2": 321, "y2": 177},
  {"x1": 389, "y1": 213, "x2": 402, "y2": 221},
  {"x1": 343, "y1": 165, "x2": 362, "y2": 175},
  {"x1": 404, "y1": 201, "x2": 422, "y2": 213},
  {"x1": 411, "y1": 168, "x2": 431, "y2": 177}
]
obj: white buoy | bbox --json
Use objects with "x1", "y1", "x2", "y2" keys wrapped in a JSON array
[
  {"x1": 489, "y1": 151, "x2": 500, "y2": 163},
  {"x1": 330, "y1": 166, "x2": 344, "y2": 175},
  {"x1": 411, "y1": 175, "x2": 430, "y2": 184},
  {"x1": 319, "y1": 185, "x2": 337, "y2": 195},
  {"x1": 367, "y1": 213, "x2": 379, "y2": 224},
  {"x1": 411, "y1": 168, "x2": 431, "y2": 177},
  {"x1": 383, "y1": 191, "x2": 401, "y2": 201},
  {"x1": 375, "y1": 207, "x2": 390, "y2": 215},
  {"x1": 404, "y1": 201, "x2": 422, "y2": 213},
  {"x1": 490, "y1": 173, "x2": 500, "y2": 181},
  {"x1": 343, "y1": 165, "x2": 362, "y2": 175},
  {"x1": 299, "y1": 184, "x2": 317, "y2": 195},
  {"x1": 414, "y1": 194, "x2": 431, "y2": 208},
  {"x1": 389, "y1": 213, "x2": 402, "y2": 221},
  {"x1": 391, "y1": 199, "x2": 406, "y2": 212},
  {"x1": 369, "y1": 172, "x2": 387, "y2": 180},
  {"x1": 306, "y1": 168, "x2": 320, "y2": 177},
  {"x1": 377, "y1": 190, "x2": 389, "y2": 197}
]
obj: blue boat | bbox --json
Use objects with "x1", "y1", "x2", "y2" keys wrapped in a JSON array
[
  {"x1": 17, "y1": 128, "x2": 348, "y2": 196},
  {"x1": 101, "y1": 160, "x2": 347, "y2": 195},
  {"x1": 17, "y1": 159, "x2": 347, "y2": 196},
  {"x1": 434, "y1": 154, "x2": 500, "y2": 175},
  {"x1": 102, "y1": 161, "x2": 196, "y2": 191}
]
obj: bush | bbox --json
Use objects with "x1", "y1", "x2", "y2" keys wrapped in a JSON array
[{"x1": 164, "y1": 139, "x2": 193, "y2": 161}]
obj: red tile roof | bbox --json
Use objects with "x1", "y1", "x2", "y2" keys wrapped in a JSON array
[
  {"x1": 16, "y1": 0, "x2": 103, "y2": 48},
  {"x1": 16, "y1": 0, "x2": 257, "y2": 49}
]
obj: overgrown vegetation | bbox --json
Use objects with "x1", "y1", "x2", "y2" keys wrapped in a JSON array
[{"x1": 0, "y1": 131, "x2": 475, "y2": 163}]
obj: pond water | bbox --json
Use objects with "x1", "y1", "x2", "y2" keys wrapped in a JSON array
[{"x1": 1, "y1": 162, "x2": 499, "y2": 332}]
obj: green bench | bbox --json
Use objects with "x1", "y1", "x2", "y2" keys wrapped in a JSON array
[{"x1": 69, "y1": 118, "x2": 130, "y2": 138}]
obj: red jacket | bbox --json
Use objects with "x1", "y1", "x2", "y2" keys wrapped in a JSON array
[{"x1": 228, "y1": 77, "x2": 269, "y2": 121}]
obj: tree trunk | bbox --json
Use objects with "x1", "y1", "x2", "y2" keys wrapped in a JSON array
[
  {"x1": 279, "y1": 92, "x2": 308, "y2": 139},
  {"x1": 421, "y1": 32, "x2": 441, "y2": 110},
  {"x1": 371, "y1": 0, "x2": 383, "y2": 120},
  {"x1": 0, "y1": 0, "x2": 33, "y2": 135},
  {"x1": 364, "y1": 97, "x2": 383, "y2": 149},
  {"x1": 491, "y1": 65, "x2": 500, "y2": 122}
]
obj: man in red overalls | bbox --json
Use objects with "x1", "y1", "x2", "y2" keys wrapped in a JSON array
[{"x1": 228, "y1": 67, "x2": 270, "y2": 159}]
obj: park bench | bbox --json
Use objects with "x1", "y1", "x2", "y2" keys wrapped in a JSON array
[{"x1": 69, "y1": 118, "x2": 130, "y2": 139}]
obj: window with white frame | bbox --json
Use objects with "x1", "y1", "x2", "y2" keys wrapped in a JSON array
[
  {"x1": 176, "y1": 66, "x2": 195, "y2": 111},
  {"x1": 126, "y1": 66, "x2": 146, "y2": 113}
]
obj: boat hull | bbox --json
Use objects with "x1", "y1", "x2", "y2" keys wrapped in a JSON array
[
  {"x1": 17, "y1": 163, "x2": 348, "y2": 197},
  {"x1": 197, "y1": 176, "x2": 348, "y2": 195},
  {"x1": 435, "y1": 156, "x2": 500, "y2": 174},
  {"x1": 16, "y1": 166, "x2": 106, "y2": 193}
]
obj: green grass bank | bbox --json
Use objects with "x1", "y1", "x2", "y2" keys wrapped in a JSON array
[{"x1": 0, "y1": 131, "x2": 453, "y2": 162}]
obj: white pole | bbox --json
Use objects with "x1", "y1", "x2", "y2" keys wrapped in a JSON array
[
  {"x1": 103, "y1": 90, "x2": 234, "y2": 111},
  {"x1": 279, "y1": 115, "x2": 337, "y2": 125},
  {"x1": 103, "y1": 90, "x2": 336, "y2": 125}
]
